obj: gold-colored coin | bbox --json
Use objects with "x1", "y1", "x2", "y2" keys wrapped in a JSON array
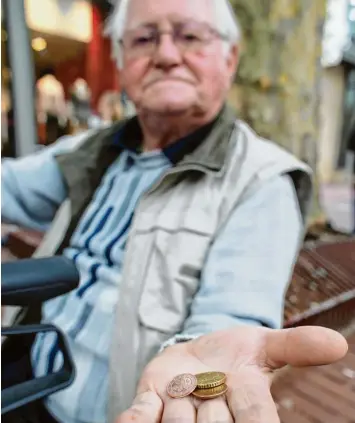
[
  {"x1": 195, "y1": 371, "x2": 226, "y2": 389},
  {"x1": 192, "y1": 383, "x2": 228, "y2": 400}
]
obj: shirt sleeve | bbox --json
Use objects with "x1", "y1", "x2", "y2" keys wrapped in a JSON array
[
  {"x1": 161, "y1": 174, "x2": 304, "y2": 350},
  {"x1": 1, "y1": 135, "x2": 86, "y2": 232}
]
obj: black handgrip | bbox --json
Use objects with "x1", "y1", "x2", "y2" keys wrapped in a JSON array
[
  {"x1": 1, "y1": 257, "x2": 80, "y2": 306},
  {"x1": 1, "y1": 324, "x2": 75, "y2": 414}
]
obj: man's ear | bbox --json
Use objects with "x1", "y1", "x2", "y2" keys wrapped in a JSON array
[{"x1": 226, "y1": 44, "x2": 239, "y2": 84}]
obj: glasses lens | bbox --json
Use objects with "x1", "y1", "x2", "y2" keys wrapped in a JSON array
[
  {"x1": 176, "y1": 22, "x2": 212, "y2": 50},
  {"x1": 123, "y1": 28, "x2": 156, "y2": 56}
]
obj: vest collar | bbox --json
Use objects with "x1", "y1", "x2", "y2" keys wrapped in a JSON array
[{"x1": 111, "y1": 104, "x2": 237, "y2": 172}]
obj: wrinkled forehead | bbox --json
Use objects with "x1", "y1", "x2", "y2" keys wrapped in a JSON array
[{"x1": 125, "y1": 0, "x2": 215, "y2": 30}]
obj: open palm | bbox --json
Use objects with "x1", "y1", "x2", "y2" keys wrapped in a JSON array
[{"x1": 117, "y1": 326, "x2": 347, "y2": 423}]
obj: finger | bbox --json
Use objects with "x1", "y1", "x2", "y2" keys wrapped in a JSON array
[
  {"x1": 226, "y1": 371, "x2": 280, "y2": 423},
  {"x1": 162, "y1": 396, "x2": 196, "y2": 423},
  {"x1": 196, "y1": 397, "x2": 233, "y2": 423},
  {"x1": 116, "y1": 391, "x2": 163, "y2": 423},
  {"x1": 265, "y1": 326, "x2": 348, "y2": 369}
]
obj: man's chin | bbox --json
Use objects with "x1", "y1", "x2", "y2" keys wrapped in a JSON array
[{"x1": 142, "y1": 99, "x2": 196, "y2": 116}]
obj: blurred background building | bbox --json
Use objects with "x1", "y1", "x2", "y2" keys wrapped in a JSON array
[
  {"x1": 319, "y1": 0, "x2": 355, "y2": 182},
  {"x1": 1, "y1": 0, "x2": 132, "y2": 157}
]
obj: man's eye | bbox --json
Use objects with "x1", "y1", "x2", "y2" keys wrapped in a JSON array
[
  {"x1": 181, "y1": 33, "x2": 200, "y2": 42},
  {"x1": 132, "y1": 36, "x2": 155, "y2": 46}
]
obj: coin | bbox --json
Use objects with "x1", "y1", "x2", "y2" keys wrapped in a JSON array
[
  {"x1": 167, "y1": 373, "x2": 197, "y2": 398},
  {"x1": 195, "y1": 371, "x2": 226, "y2": 389},
  {"x1": 192, "y1": 383, "x2": 228, "y2": 399}
]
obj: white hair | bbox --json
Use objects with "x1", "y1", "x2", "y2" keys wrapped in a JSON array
[{"x1": 105, "y1": 0, "x2": 241, "y2": 68}]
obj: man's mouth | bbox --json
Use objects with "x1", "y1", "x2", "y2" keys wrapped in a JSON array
[{"x1": 146, "y1": 77, "x2": 193, "y2": 87}]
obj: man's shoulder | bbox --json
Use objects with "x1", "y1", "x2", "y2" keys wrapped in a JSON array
[
  {"x1": 53, "y1": 127, "x2": 112, "y2": 156},
  {"x1": 219, "y1": 119, "x2": 313, "y2": 223},
  {"x1": 37, "y1": 129, "x2": 100, "y2": 160},
  {"x1": 231, "y1": 119, "x2": 312, "y2": 176},
  {"x1": 233, "y1": 119, "x2": 296, "y2": 160}
]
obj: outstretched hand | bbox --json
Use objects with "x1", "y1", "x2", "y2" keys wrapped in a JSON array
[{"x1": 116, "y1": 326, "x2": 348, "y2": 423}]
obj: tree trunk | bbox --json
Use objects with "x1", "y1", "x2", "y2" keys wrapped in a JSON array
[{"x1": 229, "y1": 0, "x2": 327, "y2": 219}]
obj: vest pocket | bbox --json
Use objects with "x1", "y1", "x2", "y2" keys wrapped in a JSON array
[{"x1": 137, "y1": 225, "x2": 212, "y2": 335}]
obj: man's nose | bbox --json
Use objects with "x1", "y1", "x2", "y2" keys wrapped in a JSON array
[{"x1": 153, "y1": 34, "x2": 182, "y2": 69}]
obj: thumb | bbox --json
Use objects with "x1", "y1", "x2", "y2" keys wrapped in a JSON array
[{"x1": 265, "y1": 326, "x2": 348, "y2": 369}]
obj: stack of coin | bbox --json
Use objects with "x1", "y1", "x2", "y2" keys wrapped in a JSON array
[
  {"x1": 193, "y1": 372, "x2": 228, "y2": 399},
  {"x1": 167, "y1": 371, "x2": 227, "y2": 400}
]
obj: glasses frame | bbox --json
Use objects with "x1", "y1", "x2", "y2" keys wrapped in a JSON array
[{"x1": 117, "y1": 21, "x2": 230, "y2": 59}]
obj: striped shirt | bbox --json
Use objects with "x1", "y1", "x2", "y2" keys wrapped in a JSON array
[{"x1": 31, "y1": 148, "x2": 172, "y2": 423}]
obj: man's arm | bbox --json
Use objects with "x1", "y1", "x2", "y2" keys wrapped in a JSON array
[
  {"x1": 1, "y1": 134, "x2": 86, "y2": 232},
  {"x1": 118, "y1": 176, "x2": 346, "y2": 423},
  {"x1": 164, "y1": 174, "x2": 303, "y2": 349}
]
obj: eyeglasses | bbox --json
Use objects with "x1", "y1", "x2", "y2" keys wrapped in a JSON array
[{"x1": 119, "y1": 21, "x2": 229, "y2": 58}]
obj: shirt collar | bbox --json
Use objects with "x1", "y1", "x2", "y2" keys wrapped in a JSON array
[{"x1": 113, "y1": 107, "x2": 224, "y2": 165}]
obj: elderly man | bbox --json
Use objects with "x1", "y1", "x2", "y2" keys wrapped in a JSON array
[{"x1": 2, "y1": 0, "x2": 348, "y2": 422}]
